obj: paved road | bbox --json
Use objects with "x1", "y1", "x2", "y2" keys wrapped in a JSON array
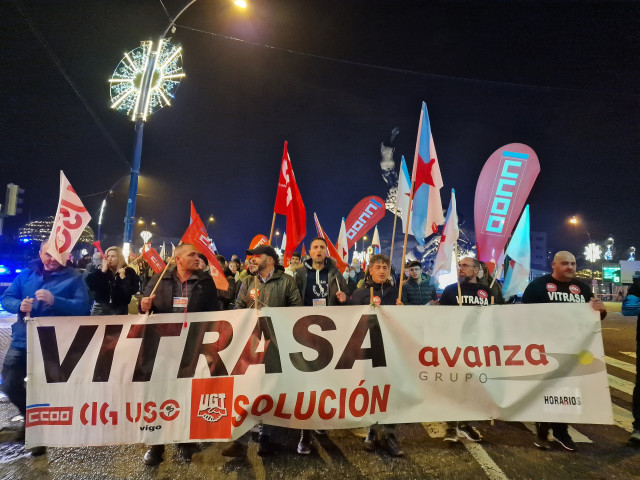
[{"x1": 0, "y1": 309, "x2": 638, "y2": 480}]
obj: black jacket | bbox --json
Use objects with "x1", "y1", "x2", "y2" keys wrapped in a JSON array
[
  {"x1": 351, "y1": 278, "x2": 398, "y2": 306},
  {"x1": 295, "y1": 257, "x2": 349, "y2": 306},
  {"x1": 86, "y1": 267, "x2": 139, "y2": 310},
  {"x1": 143, "y1": 266, "x2": 218, "y2": 313},
  {"x1": 401, "y1": 273, "x2": 437, "y2": 305}
]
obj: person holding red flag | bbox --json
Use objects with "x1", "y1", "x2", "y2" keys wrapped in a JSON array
[
  {"x1": 138, "y1": 243, "x2": 218, "y2": 466},
  {"x1": 273, "y1": 141, "x2": 306, "y2": 262},
  {"x1": 182, "y1": 202, "x2": 229, "y2": 292}
]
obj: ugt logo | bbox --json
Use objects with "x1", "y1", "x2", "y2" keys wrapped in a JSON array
[
  {"x1": 198, "y1": 393, "x2": 227, "y2": 423},
  {"x1": 190, "y1": 378, "x2": 234, "y2": 440}
]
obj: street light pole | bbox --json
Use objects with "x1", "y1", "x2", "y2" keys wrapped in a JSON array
[{"x1": 113, "y1": 1, "x2": 246, "y2": 258}]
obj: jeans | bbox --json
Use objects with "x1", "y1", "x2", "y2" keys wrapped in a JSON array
[{"x1": 1, "y1": 347, "x2": 26, "y2": 416}]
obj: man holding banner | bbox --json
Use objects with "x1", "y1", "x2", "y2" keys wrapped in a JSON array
[
  {"x1": 293, "y1": 237, "x2": 349, "y2": 454},
  {"x1": 522, "y1": 250, "x2": 606, "y2": 452},
  {"x1": 223, "y1": 244, "x2": 302, "y2": 457},
  {"x1": 439, "y1": 256, "x2": 502, "y2": 443},
  {"x1": 1, "y1": 240, "x2": 90, "y2": 456},
  {"x1": 139, "y1": 243, "x2": 219, "y2": 465}
]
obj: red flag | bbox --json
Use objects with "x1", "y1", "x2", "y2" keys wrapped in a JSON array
[
  {"x1": 273, "y1": 141, "x2": 306, "y2": 259},
  {"x1": 313, "y1": 212, "x2": 348, "y2": 272},
  {"x1": 93, "y1": 240, "x2": 104, "y2": 256},
  {"x1": 181, "y1": 202, "x2": 229, "y2": 291},
  {"x1": 301, "y1": 243, "x2": 307, "y2": 257},
  {"x1": 47, "y1": 171, "x2": 92, "y2": 265},
  {"x1": 142, "y1": 246, "x2": 167, "y2": 274}
]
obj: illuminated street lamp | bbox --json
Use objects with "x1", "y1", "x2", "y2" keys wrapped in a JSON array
[
  {"x1": 208, "y1": 215, "x2": 215, "y2": 223},
  {"x1": 568, "y1": 215, "x2": 592, "y2": 243},
  {"x1": 110, "y1": 0, "x2": 246, "y2": 259}
]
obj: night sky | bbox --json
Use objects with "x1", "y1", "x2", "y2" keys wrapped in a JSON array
[{"x1": 2, "y1": 0, "x2": 638, "y2": 263}]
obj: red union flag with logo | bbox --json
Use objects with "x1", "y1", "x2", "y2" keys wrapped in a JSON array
[
  {"x1": 46, "y1": 171, "x2": 91, "y2": 265},
  {"x1": 142, "y1": 245, "x2": 166, "y2": 274},
  {"x1": 474, "y1": 144, "x2": 540, "y2": 273},
  {"x1": 181, "y1": 202, "x2": 229, "y2": 291},
  {"x1": 273, "y1": 141, "x2": 306, "y2": 259}
]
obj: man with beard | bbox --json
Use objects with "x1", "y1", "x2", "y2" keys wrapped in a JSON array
[
  {"x1": 222, "y1": 244, "x2": 302, "y2": 457},
  {"x1": 522, "y1": 250, "x2": 606, "y2": 452},
  {"x1": 351, "y1": 254, "x2": 404, "y2": 456},
  {"x1": 139, "y1": 243, "x2": 218, "y2": 466},
  {"x1": 438, "y1": 257, "x2": 501, "y2": 443}
]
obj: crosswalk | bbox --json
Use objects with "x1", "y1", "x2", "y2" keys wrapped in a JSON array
[
  {"x1": 417, "y1": 350, "x2": 637, "y2": 480},
  {"x1": 607, "y1": 351, "x2": 636, "y2": 433}
]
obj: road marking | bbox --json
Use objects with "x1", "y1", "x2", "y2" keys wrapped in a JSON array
[
  {"x1": 608, "y1": 374, "x2": 634, "y2": 395},
  {"x1": 522, "y1": 422, "x2": 592, "y2": 443},
  {"x1": 621, "y1": 352, "x2": 637, "y2": 359},
  {"x1": 605, "y1": 356, "x2": 636, "y2": 374},
  {"x1": 612, "y1": 403, "x2": 634, "y2": 432},
  {"x1": 463, "y1": 442, "x2": 510, "y2": 480},
  {"x1": 420, "y1": 424, "x2": 509, "y2": 480}
]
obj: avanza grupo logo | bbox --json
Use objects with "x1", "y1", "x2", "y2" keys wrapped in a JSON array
[{"x1": 190, "y1": 378, "x2": 234, "y2": 440}]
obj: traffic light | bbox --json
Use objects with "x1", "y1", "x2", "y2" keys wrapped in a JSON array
[{"x1": 5, "y1": 183, "x2": 25, "y2": 216}]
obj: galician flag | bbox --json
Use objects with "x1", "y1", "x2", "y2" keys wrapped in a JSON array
[
  {"x1": 336, "y1": 218, "x2": 349, "y2": 266},
  {"x1": 410, "y1": 102, "x2": 445, "y2": 244},
  {"x1": 432, "y1": 189, "x2": 459, "y2": 279},
  {"x1": 47, "y1": 171, "x2": 92, "y2": 265},
  {"x1": 502, "y1": 205, "x2": 531, "y2": 298},
  {"x1": 371, "y1": 226, "x2": 381, "y2": 254},
  {"x1": 396, "y1": 156, "x2": 414, "y2": 236}
]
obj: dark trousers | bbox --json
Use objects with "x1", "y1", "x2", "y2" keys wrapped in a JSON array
[
  {"x1": 633, "y1": 316, "x2": 639, "y2": 431},
  {"x1": 1, "y1": 347, "x2": 27, "y2": 416}
]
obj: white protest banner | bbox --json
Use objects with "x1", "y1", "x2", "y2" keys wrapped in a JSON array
[
  {"x1": 46, "y1": 171, "x2": 92, "y2": 265},
  {"x1": 26, "y1": 304, "x2": 612, "y2": 447}
]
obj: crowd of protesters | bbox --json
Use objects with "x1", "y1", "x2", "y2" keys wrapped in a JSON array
[{"x1": 1, "y1": 239, "x2": 638, "y2": 463}]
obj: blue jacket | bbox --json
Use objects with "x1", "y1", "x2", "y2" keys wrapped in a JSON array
[{"x1": 1, "y1": 260, "x2": 90, "y2": 350}]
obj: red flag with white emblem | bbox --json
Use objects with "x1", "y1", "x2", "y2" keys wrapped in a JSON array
[
  {"x1": 273, "y1": 141, "x2": 306, "y2": 259},
  {"x1": 142, "y1": 245, "x2": 167, "y2": 274},
  {"x1": 181, "y1": 202, "x2": 229, "y2": 291},
  {"x1": 47, "y1": 171, "x2": 92, "y2": 265}
]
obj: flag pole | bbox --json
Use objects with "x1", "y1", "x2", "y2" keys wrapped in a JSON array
[
  {"x1": 147, "y1": 257, "x2": 175, "y2": 302},
  {"x1": 453, "y1": 240, "x2": 462, "y2": 306},
  {"x1": 268, "y1": 212, "x2": 276, "y2": 245},
  {"x1": 389, "y1": 195, "x2": 399, "y2": 268},
  {"x1": 490, "y1": 262, "x2": 504, "y2": 289},
  {"x1": 397, "y1": 170, "x2": 417, "y2": 303}
]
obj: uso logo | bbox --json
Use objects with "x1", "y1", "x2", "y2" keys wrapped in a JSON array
[
  {"x1": 546, "y1": 283, "x2": 558, "y2": 292},
  {"x1": 477, "y1": 289, "x2": 488, "y2": 299},
  {"x1": 569, "y1": 285, "x2": 581, "y2": 295}
]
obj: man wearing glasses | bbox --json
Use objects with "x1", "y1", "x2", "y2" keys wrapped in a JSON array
[
  {"x1": 438, "y1": 256, "x2": 502, "y2": 442},
  {"x1": 401, "y1": 260, "x2": 437, "y2": 305}
]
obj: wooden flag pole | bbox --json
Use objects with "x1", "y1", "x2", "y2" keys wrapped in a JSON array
[
  {"x1": 490, "y1": 263, "x2": 504, "y2": 289},
  {"x1": 389, "y1": 197, "x2": 400, "y2": 268},
  {"x1": 453, "y1": 241, "x2": 462, "y2": 306},
  {"x1": 268, "y1": 212, "x2": 277, "y2": 245},
  {"x1": 148, "y1": 256, "x2": 175, "y2": 298},
  {"x1": 254, "y1": 275, "x2": 258, "y2": 310},
  {"x1": 397, "y1": 170, "x2": 417, "y2": 303}
]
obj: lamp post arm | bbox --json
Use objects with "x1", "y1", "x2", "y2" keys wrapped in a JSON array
[{"x1": 161, "y1": 0, "x2": 199, "y2": 39}]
